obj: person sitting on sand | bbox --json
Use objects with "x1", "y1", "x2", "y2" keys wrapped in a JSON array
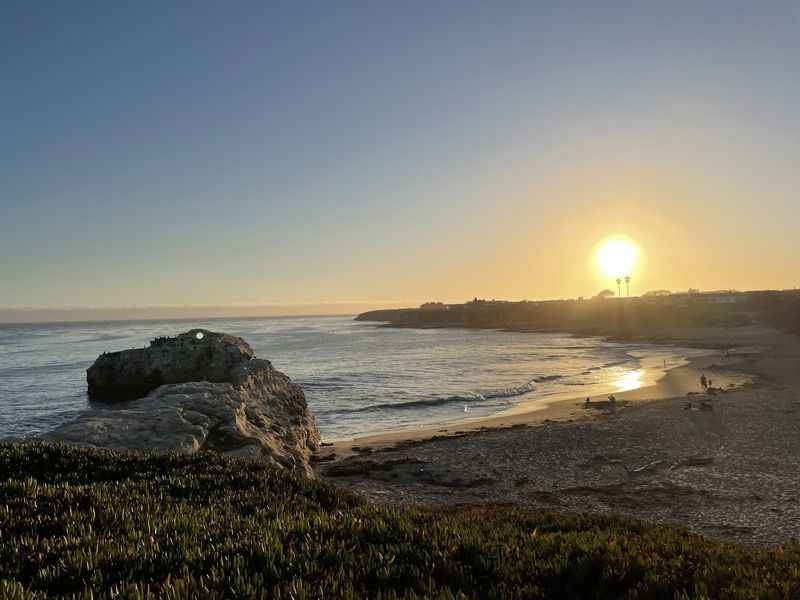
[
  {"x1": 585, "y1": 397, "x2": 591, "y2": 407},
  {"x1": 608, "y1": 394, "x2": 616, "y2": 404}
]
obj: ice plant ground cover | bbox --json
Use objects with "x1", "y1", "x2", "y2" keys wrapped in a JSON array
[{"x1": 1, "y1": 443, "x2": 798, "y2": 599}]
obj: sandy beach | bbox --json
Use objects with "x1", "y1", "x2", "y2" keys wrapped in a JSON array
[
  {"x1": 323, "y1": 347, "x2": 749, "y2": 459},
  {"x1": 317, "y1": 324, "x2": 800, "y2": 546}
]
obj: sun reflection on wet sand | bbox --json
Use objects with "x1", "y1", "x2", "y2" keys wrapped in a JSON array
[{"x1": 615, "y1": 369, "x2": 644, "y2": 392}]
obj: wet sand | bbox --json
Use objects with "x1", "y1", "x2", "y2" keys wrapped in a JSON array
[{"x1": 317, "y1": 325, "x2": 800, "y2": 547}]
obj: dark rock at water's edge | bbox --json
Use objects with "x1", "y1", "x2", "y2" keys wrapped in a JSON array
[
  {"x1": 50, "y1": 329, "x2": 321, "y2": 477},
  {"x1": 87, "y1": 329, "x2": 255, "y2": 401}
]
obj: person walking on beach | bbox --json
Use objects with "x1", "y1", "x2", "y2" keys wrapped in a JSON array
[{"x1": 700, "y1": 373, "x2": 708, "y2": 390}]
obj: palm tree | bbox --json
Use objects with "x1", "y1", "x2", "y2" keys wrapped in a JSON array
[
  {"x1": 616, "y1": 278, "x2": 622, "y2": 297},
  {"x1": 625, "y1": 276, "x2": 631, "y2": 297}
]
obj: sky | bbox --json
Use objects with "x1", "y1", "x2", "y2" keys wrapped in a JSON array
[{"x1": 2, "y1": 1, "x2": 799, "y2": 319}]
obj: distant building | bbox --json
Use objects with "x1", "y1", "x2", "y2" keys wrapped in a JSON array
[
  {"x1": 420, "y1": 302, "x2": 447, "y2": 311},
  {"x1": 643, "y1": 290, "x2": 745, "y2": 307},
  {"x1": 698, "y1": 292, "x2": 742, "y2": 304}
]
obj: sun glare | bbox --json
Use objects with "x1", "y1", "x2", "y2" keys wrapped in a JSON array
[
  {"x1": 596, "y1": 239, "x2": 638, "y2": 278},
  {"x1": 615, "y1": 369, "x2": 644, "y2": 392}
]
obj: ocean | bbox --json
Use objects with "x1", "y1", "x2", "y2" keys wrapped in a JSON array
[{"x1": 0, "y1": 315, "x2": 704, "y2": 441}]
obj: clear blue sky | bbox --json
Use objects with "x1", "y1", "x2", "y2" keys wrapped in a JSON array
[{"x1": 2, "y1": 1, "x2": 798, "y2": 314}]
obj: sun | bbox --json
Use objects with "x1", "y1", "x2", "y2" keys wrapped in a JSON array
[{"x1": 596, "y1": 238, "x2": 638, "y2": 278}]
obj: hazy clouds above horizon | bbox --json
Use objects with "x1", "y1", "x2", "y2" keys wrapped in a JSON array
[{"x1": 3, "y1": 2, "x2": 798, "y2": 309}]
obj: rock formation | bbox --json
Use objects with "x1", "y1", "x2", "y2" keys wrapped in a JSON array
[
  {"x1": 48, "y1": 329, "x2": 321, "y2": 477},
  {"x1": 87, "y1": 329, "x2": 256, "y2": 401}
]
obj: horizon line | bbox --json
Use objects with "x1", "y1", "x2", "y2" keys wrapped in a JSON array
[
  {"x1": 0, "y1": 301, "x2": 420, "y2": 326},
  {"x1": 3, "y1": 287, "x2": 800, "y2": 326}
]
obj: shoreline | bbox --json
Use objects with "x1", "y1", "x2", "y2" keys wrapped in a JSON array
[
  {"x1": 317, "y1": 324, "x2": 800, "y2": 546},
  {"x1": 323, "y1": 345, "x2": 753, "y2": 460}
]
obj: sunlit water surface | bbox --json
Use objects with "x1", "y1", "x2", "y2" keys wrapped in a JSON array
[{"x1": 0, "y1": 316, "x2": 705, "y2": 441}]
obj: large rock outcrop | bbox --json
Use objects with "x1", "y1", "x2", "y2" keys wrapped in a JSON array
[
  {"x1": 48, "y1": 329, "x2": 321, "y2": 477},
  {"x1": 87, "y1": 329, "x2": 256, "y2": 401}
]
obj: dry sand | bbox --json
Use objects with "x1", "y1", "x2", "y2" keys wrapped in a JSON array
[{"x1": 316, "y1": 324, "x2": 800, "y2": 547}]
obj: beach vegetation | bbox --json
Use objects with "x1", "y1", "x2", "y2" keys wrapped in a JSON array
[{"x1": 2, "y1": 443, "x2": 799, "y2": 599}]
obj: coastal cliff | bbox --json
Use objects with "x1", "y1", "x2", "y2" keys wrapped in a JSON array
[
  {"x1": 48, "y1": 329, "x2": 321, "y2": 476},
  {"x1": 356, "y1": 291, "x2": 800, "y2": 337}
]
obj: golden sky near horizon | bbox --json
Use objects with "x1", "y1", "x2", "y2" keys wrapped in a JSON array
[
  {"x1": 352, "y1": 155, "x2": 798, "y2": 306},
  {"x1": 4, "y1": 150, "x2": 798, "y2": 318},
  {"x1": 3, "y1": 4, "x2": 799, "y2": 315}
]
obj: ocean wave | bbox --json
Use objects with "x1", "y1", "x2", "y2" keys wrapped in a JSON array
[
  {"x1": 336, "y1": 393, "x2": 486, "y2": 414},
  {"x1": 533, "y1": 374, "x2": 563, "y2": 382},
  {"x1": 300, "y1": 376, "x2": 348, "y2": 386},
  {"x1": 337, "y1": 374, "x2": 565, "y2": 415},
  {"x1": 0, "y1": 361, "x2": 92, "y2": 377},
  {"x1": 300, "y1": 381, "x2": 349, "y2": 391},
  {"x1": 580, "y1": 357, "x2": 635, "y2": 375},
  {"x1": 602, "y1": 357, "x2": 635, "y2": 368},
  {"x1": 52, "y1": 333, "x2": 131, "y2": 345}
]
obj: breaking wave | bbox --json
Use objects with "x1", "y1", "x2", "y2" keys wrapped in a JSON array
[{"x1": 337, "y1": 374, "x2": 566, "y2": 415}]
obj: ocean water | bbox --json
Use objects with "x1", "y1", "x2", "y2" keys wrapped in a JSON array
[{"x1": 0, "y1": 316, "x2": 703, "y2": 441}]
